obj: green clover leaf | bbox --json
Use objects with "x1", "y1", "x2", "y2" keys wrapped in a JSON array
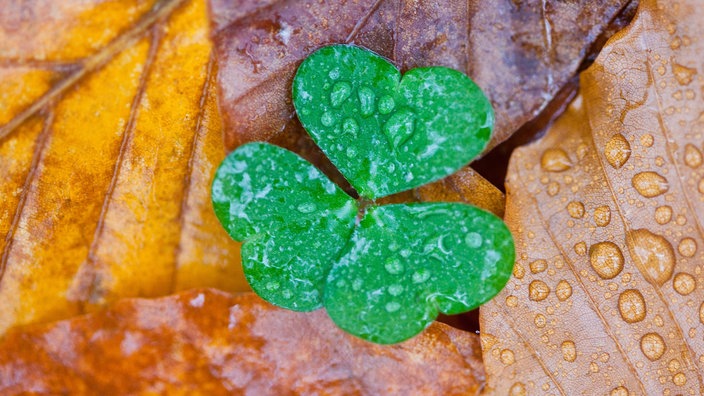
[
  {"x1": 212, "y1": 45, "x2": 515, "y2": 344},
  {"x1": 292, "y1": 45, "x2": 493, "y2": 199}
]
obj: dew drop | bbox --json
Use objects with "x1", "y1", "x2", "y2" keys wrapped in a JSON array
[
  {"x1": 529, "y1": 259, "x2": 547, "y2": 274},
  {"x1": 673, "y1": 272, "x2": 696, "y2": 295},
  {"x1": 505, "y1": 295, "x2": 518, "y2": 307},
  {"x1": 673, "y1": 372, "x2": 687, "y2": 386},
  {"x1": 265, "y1": 281, "x2": 280, "y2": 291},
  {"x1": 626, "y1": 229, "x2": 676, "y2": 286},
  {"x1": 321, "y1": 112, "x2": 335, "y2": 127},
  {"x1": 534, "y1": 313, "x2": 546, "y2": 328},
  {"x1": 574, "y1": 241, "x2": 587, "y2": 256},
  {"x1": 589, "y1": 242, "x2": 625, "y2": 279},
  {"x1": 655, "y1": 205, "x2": 673, "y2": 224},
  {"x1": 567, "y1": 201, "x2": 585, "y2": 218},
  {"x1": 341, "y1": 118, "x2": 359, "y2": 137},
  {"x1": 610, "y1": 386, "x2": 628, "y2": 396},
  {"x1": 632, "y1": 172, "x2": 669, "y2": 198},
  {"x1": 547, "y1": 182, "x2": 560, "y2": 196},
  {"x1": 384, "y1": 259, "x2": 404, "y2": 275},
  {"x1": 684, "y1": 143, "x2": 703, "y2": 168},
  {"x1": 388, "y1": 284, "x2": 404, "y2": 296},
  {"x1": 281, "y1": 289, "x2": 292, "y2": 299},
  {"x1": 640, "y1": 332, "x2": 666, "y2": 361},
  {"x1": 528, "y1": 280, "x2": 550, "y2": 301},
  {"x1": 378, "y1": 95, "x2": 395, "y2": 114},
  {"x1": 346, "y1": 147, "x2": 357, "y2": 158},
  {"x1": 594, "y1": 206, "x2": 612, "y2": 227},
  {"x1": 555, "y1": 280, "x2": 573, "y2": 301},
  {"x1": 352, "y1": 278, "x2": 363, "y2": 291},
  {"x1": 699, "y1": 178, "x2": 704, "y2": 194},
  {"x1": 699, "y1": 301, "x2": 704, "y2": 324},
  {"x1": 297, "y1": 202, "x2": 316, "y2": 213},
  {"x1": 605, "y1": 134, "x2": 631, "y2": 169},
  {"x1": 513, "y1": 263, "x2": 525, "y2": 279},
  {"x1": 641, "y1": 134, "x2": 654, "y2": 147},
  {"x1": 672, "y1": 62, "x2": 697, "y2": 85},
  {"x1": 328, "y1": 68, "x2": 340, "y2": 80},
  {"x1": 412, "y1": 268, "x2": 430, "y2": 283},
  {"x1": 561, "y1": 340, "x2": 577, "y2": 362},
  {"x1": 465, "y1": 232, "x2": 482, "y2": 248},
  {"x1": 541, "y1": 148, "x2": 572, "y2": 172},
  {"x1": 330, "y1": 81, "x2": 352, "y2": 108},
  {"x1": 677, "y1": 237, "x2": 697, "y2": 257},
  {"x1": 358, "y1": 86, "x2": 376, "y2": 117},
  {"x1": 509, "y1": 382, "x2": 527, "y2": 396},
  {"x1": 385, "y1": 301, "x2": 401, "y2": 313},
  {"x1": 500, "y1": 349, "x2": 515, "y2": 365},
  {"x1": 618, "y1": 289, "x2": 646, "y2": 323},
  {"x1": 383, "y1": 109, "x2": 416, "y2": 149}
]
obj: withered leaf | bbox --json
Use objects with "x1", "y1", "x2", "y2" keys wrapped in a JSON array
[
  {"x1": 0, "y1": 289, "x2": 485, "y2": 395},
  {"x1": 481, "y1": 0, "x2": 704, "y2": 394},
  {"x1": 210, "y1": 0, "x2": 637, "y2": 153},
  {"x1": 0, "y1": 0, "x2": 248, "y2": 336}
]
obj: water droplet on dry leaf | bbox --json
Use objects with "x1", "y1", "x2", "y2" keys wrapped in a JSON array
[
  {"x1": 677, "y1": 237, "x2": 697, "y2": 257},
  {"x1": 640, "y1": 332, "x2": 666, "y2": 361},
  {"x1": 627, "y1": 229, "x2": 675, "y2": 286},
  {"x1": 505, "y1": 295, "x2": 518, "y2": 307},
  {"x1": 684, "y1": 143, "x2": 703, "y2": 168},
  {"x1": 529, "y1": 259, "x2": 547, "y2": 274},
  {"x1": 672, "y1": 62, "x2": 697, "y2": 86},
  {"x1": 673, "y1": 372, "x2": 687, "y2": 386},
  {"x1": 534, "y1": 314, "x2": 546, "y2": 328},
  {"x1": 574, "y1": 241, "x2": 587, "y2": 256},
  {"x1": 509, "y1": 382, "x2": 527, "y2": 396},
  {"x1": 561, "y1": 340, "x2": 577, "y2": 362},
  {"x1": 589, "y1": 242, "x2": 625, "y2": 279},
  {"x1": 673, "y1": 272, "x2": 696, "y2": 295},
  {"x1": 655, "y1": 205, "x2": 673, "y2": 224},
  {"x1": 555, "y1": 280, "x2": 572, "y2": 301},
  {"x1": 594, "y1": 206, "x2": 612, "y2": 227},
  {"x1": 528, "y1": 280, "x2": 550, "y2": 301},
  {"x1": 567, "y1": 201, "x2": 585, "y2": 218},
  {"x1": 605, "y1": 134, "x2": 631, "y2": 169},
  {"x1": 610, "y1": 386, "x2": 629, "y2": 396},
  {"x1": 618, "y1": 289, "x2": 646, "y2": 323},
  {"x1": 500, "y1": 349, "x2": 516, "y2": 365},
  {"x1": 632, "y1": 172, "x2": 669, "y2": 198},
  {"x1": 541, "y1": 148, "x2": 572, "y2": 172}
]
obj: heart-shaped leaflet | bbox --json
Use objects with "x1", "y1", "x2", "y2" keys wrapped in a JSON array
[{"x1": 293, "y1": 44, "x2": 493, "y2": 199}]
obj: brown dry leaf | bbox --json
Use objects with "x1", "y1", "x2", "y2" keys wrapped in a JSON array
[
  {"x1": 210, "y1": 0, "x2": 636, "y2": 153},
  {"x1": 0, "y1": 288, "x2": 485, "y2": 395},
  {"x1": 481, "y1": 1, "x2": 704, "y2": 394},
  {"x1": 0, "y1": 0, "x2": 249, "y2": 336}
]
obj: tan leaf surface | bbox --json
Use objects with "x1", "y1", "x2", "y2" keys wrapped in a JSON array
[
  {"x1": 0, "y1": 0, "x2": 248, "y2": 336},
  {"x1": 210, "y1": 0, "x2": 637, "y2": 153},
  {"x1": 481, "y1": 1, "x2": 704, "y2": 394},
  {"x1": 0, "y1": 289, "x2": 485, "y2": 395}
]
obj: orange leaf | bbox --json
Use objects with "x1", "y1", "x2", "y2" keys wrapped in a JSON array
[
  {"x1": 0, "y1": 289, "x2": 485, "y2": 394},
  {"x1": 481, "y1": 1, "x2": 704, "y2": 394},
  {"x1": 0, "y1": 0, "x2": 248, "y2": 336}
]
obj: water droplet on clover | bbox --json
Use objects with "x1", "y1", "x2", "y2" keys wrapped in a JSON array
[
  {"x1": 589, "y1": 241, "x2": 624, "y2": 279},
  {"x1": 352, "y1": 278, "x2": 363, "y2": 291},
  {"x1": 465, "y1": 232, "x2": 482, "y2": 248},
  {"x1": 330, "y1": 81, "x2": 352, "y2": 108},
  {"x1": 321, "y1": 112, "x2": 335, "y2": 127},
  {"x1": 632, "y1": 172, "x2": 669, "y2": 197},
  {"x1": 281, "y1": 289, "x2": 293, "y2": 299},
  {"x1": 378, "y1": 94, "x2": 395, "y2": 114},
  {"x1": 412, "y1": 268, "x2": 430, "y2": 283},
  {"x1": 346, "y1": 147, "x2": 357, "y2": 158},
  {"x1": 385, "y1": 301, "x2": 401, "y2": 313},
  {"x1": 328, "y1": 68, "x2": 340, "y2": 80},
  {"x1": 383, "y1": 109, "x2": 416, "y2": 149},
  {"x1": 384, "y1": 259, "x2": 404, "y2": 275},
  {"x1": 342, "y1": 118, "x2": 358, "y2": 137},
  {"x1": 388, "y1": 284, "x2": 404, "y2": 296},
  {"x1": 358, "y1": 86, "x2": 376, "y2": 117},
  {"x1": 605, "y1": 134, "x2": 631, "y2": 169},
  {"x1": 297, "y1": 202, "x2": 316, "y2": 213},
  {"x1": 266, "y1": 281, "x2": 280, "y2": 291}
]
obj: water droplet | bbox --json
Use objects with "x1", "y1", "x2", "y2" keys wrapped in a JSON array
[
  {"x1": 641, "y1": 134, "x2": 654, "y2": 147},
  {"x1": 699, "y1": 178, "x2": 704, "y2": 194},
  {"x1": 529, "y1": 259, "x2": 547, "y2": 274},
  {"x1": 574, "y1": 241, "x2": 587, "y2": 256},
  {"x1": 528, "y1": 280, "x2": 550, "y2": 301},
  {"x1": 673, "y1": 272, "x2": 696, "y2": 295},
  {"x1": 297, "y1": 202, "x2": 316, "y2": 213},
  {"x1": 378, "y1": 94, "x2": 395, "y2": 114},
  {"x1": 673, "y1": 372, "x2": 687, "y2": 386},
  {"x1": 547, "y1": 181, "x2": 559, "y2": 196},
  {"x1": 684, "y1": 143, "x2": 703, "y2": 168},
  {"x1": 500, "y1": 349, "x2": 515, "y2": 365},
  {"x1": 668, "y1": 358, "x2": 681, "y2": 373},
  {"x1": 385, "y1": 301, "x2": 401, "y2": 313},
  {"x1": 465, "y1": 232, "x2": 482, "y2": 248},
  {"x1": 699, "y1": 302, "x2": 704, "y2": 324},
  {"x1": 672, "y1": 62, "x2": 697, "y2": 85},
  {"x1": 627, "y1": 229, "x2": 676, "y2": 286},
  {"x1": 505, "y1": 295, "x2": 518, "y2": 307},
  {"x1": 513, "y1": 263, "x2": 525, "y2": 279},
  {"x1": 618, "y1": 289, "x2": 646, "y2": 323},
  {"x1": 567, "y1": 201, "x2": 585, "y2": 218},
  {"x1": 399, "y1": 249, "x2": 411, "y2": 258},
  {"x1": 265, "y1": 281, "x2": 280, "y2": 291},
  {"x1": 328, "y1": 68, "x2": 340, "y2": 80},
  {"x1": 384, "y1": 259, "x2": 404, "y2": 275},
  {"x1": 299, "y1": 108, "x2": 311, "y2": 116},
  {"x1": 346, "y1": 147, "x2": 357, "y2": 158},
  {"x1": 509, "y1": 382, "x2": 526, "y2": 396},
  {"x1": 605, "y1": 134, "x2": 631, "y2": 169},
  {"x1": 594, "y1": 206, "x2": 611, "y2": 227},
  {"x1": 534, "y1": 314, "x2": 546, "y2": 328},
  {"x1": 655, "y1": 205, "x2": 673, "y2": 224},
  {"x1": 383, "y1": 109, "x2": 416, "y2": 149},
  {"x1": 352, "y1": 278, "x2": 363, "y2": 291},
  {"x1": 632, "y1": 172, "x2": 669, "y2": 197},
  {"x1": 561, "y1": 340, "x2": 577, "y2": 362},
  {"x1": 388, "y1": 284, "x2": 404, "y2": 296},
  {"x1": 358, "y1": 86, "x2": 376, "y2": 117},
  {"x1": 589, "y1": 242, "x2": 624, "y2": 279},
  {"x1": 555, "y1": 280, "x2": 573, "y2": 301},
  {"x1": 321, "y1": 112, "x2": 335, "y2": 127},
  {"x1": 677, "y1": 237, "x2": 697, "y2": 257},
  {"x1": 610, "y1": 386, "x2": 628, "y2": 396},
  {"x1": 412, "y1": 268, "x2": 430, "y2": 283},
  {"x1": 640, "y1": 332, "x2": 666, "y2": 361},
  {"x1": 341, "y1": 118, "x2": 359, "y2": 137},
  {"x1": 541, "y1": 148, "x2": 572, "y2": 172},
  {"x1": 330, "y1": 81, "x2": 352, "y2": 108},
  {"x1": 281, "y1": 289, "x2": 292, "y2": 299}
]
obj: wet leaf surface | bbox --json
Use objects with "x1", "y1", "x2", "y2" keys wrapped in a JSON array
[
  {"x1": 480, "y1": 1, "x2": 704, "y2": 394},
  {"x1": 0, "y1": 289, "x2": 485, "y2": 395}
]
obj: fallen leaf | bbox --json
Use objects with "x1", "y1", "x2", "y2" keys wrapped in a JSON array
[
  {"x1": 210, "y1": 0, "x2": 637, "y2": 153},
  {"x1": 481, "y1": 0, "x2": 704, "y2": 394},
  {"x1": 0, "y1": 0, "x2": 248, "y2": 336},
  {"x1": 0, "y1": 289, "x2": 485, "y2": 395}
]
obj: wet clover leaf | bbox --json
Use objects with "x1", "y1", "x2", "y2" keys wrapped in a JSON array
[
  {"x1": 212, "y1": 45, "x2": 514, "y2": 344},
  {"x1": 293, "y1": 45, "x2": 494, "y2": 199}
]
